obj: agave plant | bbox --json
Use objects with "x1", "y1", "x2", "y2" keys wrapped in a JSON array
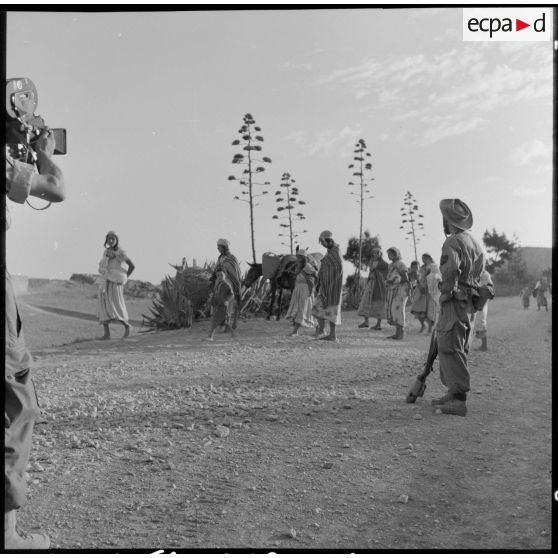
[
  {"x1": 347, "y1": 138, "x2": 374, "y2": 287},
  {"x1": 142, "y1": 258, "x2": 215, "y2": 331},
  {"x1": 142, "y1": 274, "x2": 193, "y2": 331},
  {"x1": 399, "y1": 191, "x2": 425, "y2": 262}
]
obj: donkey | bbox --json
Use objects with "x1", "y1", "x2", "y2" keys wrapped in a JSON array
[{"x1": 243, "y1": 255, "x2": 299, "y2": 321}]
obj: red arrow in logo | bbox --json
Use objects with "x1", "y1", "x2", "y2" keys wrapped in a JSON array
[{"x1": 516, "y1": 19, "x2": 530, "y2": 31}]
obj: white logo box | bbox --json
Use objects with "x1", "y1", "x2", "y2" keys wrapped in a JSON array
[{"x1": 463, "y1": 7, "x2": 552, "y2": 41}]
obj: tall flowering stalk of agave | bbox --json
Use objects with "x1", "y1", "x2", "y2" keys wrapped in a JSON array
[
  {"x1": 272, "y1": 172, "x2": 307, "y2": 254},
  {"x1": 348, "y1": 138, "x2": 374, "y2": 288},
  {"x1": 399, "y1": 191, "x2": 425, "y2": 262},
  {"x1": 228, "y1": 113, "x2": 272, "y2": 264}
]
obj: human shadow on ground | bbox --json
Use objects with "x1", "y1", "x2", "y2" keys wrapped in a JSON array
[{"x1": 32, "y1": 304, "x2": 143, "y2": 327}]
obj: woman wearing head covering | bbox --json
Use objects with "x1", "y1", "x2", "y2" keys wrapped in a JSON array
[
  {"x1": 411, "y1": 253, "x2": 438, "y2": 333},
  {"x1": 357, "y1": 247, "x2": 389, "y2": 330},
  {"x1": 285, "y1": 249, "x2": 318, "y2": 335},
  {"x1": 385, "y1": 247, "x2": 409, "y2": 340},
  {"x1": 425, "y1": 259, "x2": 442, "y2": 328},
  {"x1": 97, "y1": 230, "x2": 135, "y2": 339},
  {"x1": 408, "y1": 260, "x2": 419, "y2": 294},
  {"x1": 211, "y1": 238, "x2": 242, "y2": 329},
  {"x1": 312, "y1": 230, "x2": 344, "y2": 341},
  {"x1": 206, "y1": 270, "x2": 237, "y2": 341}
]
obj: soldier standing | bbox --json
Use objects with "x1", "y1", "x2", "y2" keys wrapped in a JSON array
[{"x1": 431, "y1": 199, "x2": 485, "y2": 417}]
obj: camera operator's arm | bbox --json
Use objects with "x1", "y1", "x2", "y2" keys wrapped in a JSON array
[{"x1": 30, "y1": 130, "x2": 66, "y2": 202}]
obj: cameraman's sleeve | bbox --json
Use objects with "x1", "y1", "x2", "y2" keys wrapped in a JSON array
[{"x1": 6, "y1": 159, "x2": 35, "y2": 203}]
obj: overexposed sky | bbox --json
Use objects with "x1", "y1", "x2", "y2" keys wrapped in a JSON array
[{"x1": 6, "y1": 8, "x2": 553, "y2": 283}]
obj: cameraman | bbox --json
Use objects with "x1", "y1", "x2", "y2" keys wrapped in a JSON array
[{"x1": 5, "y1": 128, "x2": 66, "y2": 549}]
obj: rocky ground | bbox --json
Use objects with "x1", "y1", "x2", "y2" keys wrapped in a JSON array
[{"x1": 14, "y1": 281, "x2": 552, "y2": 550}]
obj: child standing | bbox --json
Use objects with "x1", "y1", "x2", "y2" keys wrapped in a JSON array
[{"x1": 207, "y1": 270, "x2": 237, "y2": 341}]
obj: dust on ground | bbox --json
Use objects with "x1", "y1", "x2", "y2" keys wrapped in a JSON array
[{"x1": 15, "y1": 282, "x2": 552, "y2": 550}]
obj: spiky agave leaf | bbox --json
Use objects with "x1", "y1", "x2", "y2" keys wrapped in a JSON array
[{"x1": 142, "y1": 274, "x2": 193, "y2": 331}]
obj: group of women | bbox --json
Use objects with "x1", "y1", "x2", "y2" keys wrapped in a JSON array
[
  {"x1": 95, "y1": 229, "x2": 443, "y2": 343},
  {"x1": 285, "y1": 243, "x2": 442, "y2": 341},
  {"x1": 359, "y1": 248, "x2": 441, "y2": 340}
]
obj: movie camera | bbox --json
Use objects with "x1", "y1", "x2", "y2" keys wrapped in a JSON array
[{"x1": 6, "y1": 77, "x2": 67, "y2": 164}]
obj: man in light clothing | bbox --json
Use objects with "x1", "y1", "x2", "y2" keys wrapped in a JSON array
[{"x1": 473, "y1": 269, "x2": 494, "y2": 351}]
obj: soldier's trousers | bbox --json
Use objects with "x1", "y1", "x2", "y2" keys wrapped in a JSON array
[
  {"x1": 437, "y1": 307, "x2": 474, "y2": 396},
  {"x1": 5, "y1": 369, "x2": 40, "y2": 511}
]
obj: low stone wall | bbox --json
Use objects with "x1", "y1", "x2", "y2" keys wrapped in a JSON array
[
  {"x1": 69, "y1": 273, "x2": 97, "y2": 285},
  {"x1": 69, "y1": 273, "x2": 159, "y2": 298}
]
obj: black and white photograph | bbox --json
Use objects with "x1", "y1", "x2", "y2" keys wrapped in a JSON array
[{"x1": 4, "y1": 5, "x2": 553, "y2": 551}]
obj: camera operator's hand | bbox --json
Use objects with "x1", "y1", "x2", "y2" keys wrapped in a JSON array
[{"x1": 34, "y1": 129, "x2": 56, "y2": 158}]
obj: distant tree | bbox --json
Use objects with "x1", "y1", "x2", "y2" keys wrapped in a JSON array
[
  {"x1": 228, "y1": 113, "x2": 272, "y2": 263},
  {"x1": 492, "y1": 252, "x2": 534, "y2": 296},
  {"x1": 482, "y1": 229, "x2": 518, "y2": 273},
  {"x1": 347, "y1": 139, "x2": 374, "y2": 283},
  {"x1": 343, "y1": 230, "x2": 381, "y2": 272},
  {"x1": 272, "y1": 172, "x2": 308, "y2": 254},
  {"x1": 399, "y1": 191, "x2": 425, "y2": 262}
]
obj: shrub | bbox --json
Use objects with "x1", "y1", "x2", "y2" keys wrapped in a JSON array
[
  {"x1": 142, "y1": 260, "x2": 214, "y2": 330},
  {"x1": 492, "y1": 252, "x2": 535, "y2": 296}
]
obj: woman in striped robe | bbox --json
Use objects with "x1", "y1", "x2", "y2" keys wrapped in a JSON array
[
  {"x1": 357, "y1": 247, "x2": 389, "y2": 330},
  {"x1": 211, "y1": 238, "x2": 242, "y2": 329},
  {"x1": 312, "y1": 230, "x2": 344, "y2": 342}
]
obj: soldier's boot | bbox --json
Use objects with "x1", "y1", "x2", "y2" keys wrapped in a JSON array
[
  {"x1": 4, "y1": 510, "x2": 50, "y2": 550},
  {"x1": 434, "y1": 393, "x2": 467, "y2": 417},
  {"x1": 480, "y1": 337, "x2": 488, "y2": 351},
  {"x1": 431, "y1": 392, "x2": 453, "y2": 406}
]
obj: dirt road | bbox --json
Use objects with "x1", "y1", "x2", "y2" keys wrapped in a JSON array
[{"x1": 17, "y1": 291, "x2": 552, "y2": 550}]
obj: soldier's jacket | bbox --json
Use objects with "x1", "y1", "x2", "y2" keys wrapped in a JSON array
[{"x1": 437, "y1": 230, "x2": 485, "y2": 332}]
